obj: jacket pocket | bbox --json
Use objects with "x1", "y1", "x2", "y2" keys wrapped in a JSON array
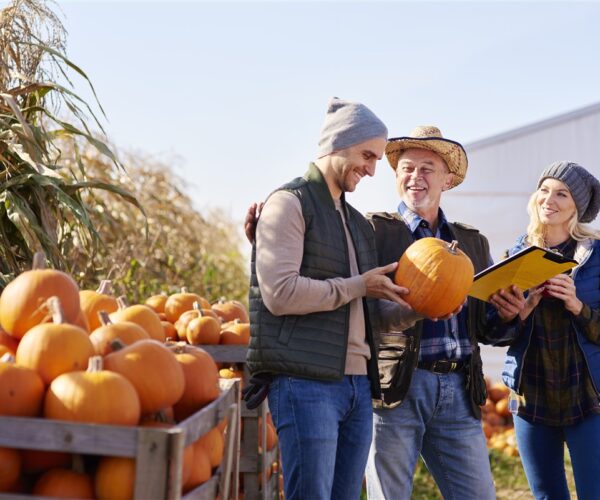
[{"x1": 277, "y1": 316, "x2": 298, "y2": 345}]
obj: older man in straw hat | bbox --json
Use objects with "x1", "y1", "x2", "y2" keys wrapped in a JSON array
[
  {"x1": 365, "y1": 126, "x2": 524, "y2": 499},
  {"x1": 243, "y1": 98, "x2": 435, "y2": 500}
]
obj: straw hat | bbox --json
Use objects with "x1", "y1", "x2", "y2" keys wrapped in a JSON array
[{"x1": 385, "y1": 126, "x2": 468, "y2": 189}]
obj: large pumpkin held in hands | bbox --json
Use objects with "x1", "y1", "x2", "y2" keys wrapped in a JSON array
[{"x1": 394, "y1": 237, "x2": 474, "y2": 318}]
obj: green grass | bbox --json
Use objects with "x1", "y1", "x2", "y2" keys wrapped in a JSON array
[{"x1": 361, "y1": 449, "x2": 576, "y2": 499}]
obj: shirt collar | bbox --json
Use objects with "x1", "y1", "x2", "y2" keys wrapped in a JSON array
[{"x1": 397, "y1": 200, "x2": 448, "y2": 235}]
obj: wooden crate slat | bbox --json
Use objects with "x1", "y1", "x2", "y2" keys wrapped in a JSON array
[
  {"x1": 0, "y1": 416, "x2": 138, "y2": 456},
  {"x1": 182, "y1": 473, "x2": 219, "y2": 500},
  {"x1": 199, "y1": 345, "x2": 247, "y2": 363},
  {"x1": 177, "y1": 379, "x2": 239, "y2": 446}
]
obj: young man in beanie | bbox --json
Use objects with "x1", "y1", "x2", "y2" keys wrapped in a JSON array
[
  {"x1": 245, "y1": 98, "x2": 427, "y2": 500},
  {"x1": 365, "y1": 126, "x2": 524, "y2": 499}
]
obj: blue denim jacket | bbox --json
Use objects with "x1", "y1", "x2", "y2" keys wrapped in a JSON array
[{"x1": 502, "y1": 236, "x2": 600, "y2": 394}]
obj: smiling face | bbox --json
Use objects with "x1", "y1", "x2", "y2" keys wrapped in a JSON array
[
  {"x1": 395, "y1": 148, "x2": 453, "y2": 216},
  {"x1": 329, "y1": 136, "x2": 387, "y2": 195},
  {"x1": 536, "y1": 178, "x2": 577, "y2": 228}
]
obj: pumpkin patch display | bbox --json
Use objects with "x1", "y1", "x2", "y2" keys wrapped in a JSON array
[
  {"x1": 220, "y1": 319, "x2": 250, "y2": 345},
  {"x1": 164, "y1": 291, "x2": 211, "y2": 323},
  {"x1": 0, "y1": 253, "x2": 81, "y2": 339},
  {"x1": 0, "y1": 354, "x2": 44, "y2": 417},
  {"x1": 44, "y1": 356, "x2": 141, "y2": 426},
  {"x1": 211, "y1": 299, "x2": 249, "y2": 323},
  {"x1": 32, "y1": 468, "x2": 94, "y2": 499},
  {"x1": 79, "y1": 280, "x2": 118, "y2": 331},
  {"x1": 394, "y1": 237, "x2": 474, "y2": 317},
  {"x1": 104, "y1": 339, "x2": 185, "y2": 414},
  {"x1": 16, "y1": 297, "x2": 94, "y2": 385},
  {"x1": 89, "y1": 312, "x2": 150, "y2": 356},
  {"x1": 110, "y1": 297, "x2": 165, "y2": 342}
]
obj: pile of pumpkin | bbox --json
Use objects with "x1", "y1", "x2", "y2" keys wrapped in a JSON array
[
  {"x1": 481, "y1": 378, "x2": 519, "y2": 457},
  {"x1": 0, "y1": 255, "x2": 239, "y2": 498}
]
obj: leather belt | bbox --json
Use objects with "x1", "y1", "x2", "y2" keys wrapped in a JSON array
[{"x1": 418, "y1": 359, "x2": 465, "y2": 374}]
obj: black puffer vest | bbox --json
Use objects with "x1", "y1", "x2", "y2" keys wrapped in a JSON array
[
  {"x1": 368, "y1": 212, "x2": 490, "y2": 418},
  {"x1": 247, "y1": 163, "x2": 381, "y2": 397}
]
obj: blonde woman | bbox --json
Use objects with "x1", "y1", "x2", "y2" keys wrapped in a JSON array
[{"x1": 491, "y1": 161, "x2": 600, "y2": 499}]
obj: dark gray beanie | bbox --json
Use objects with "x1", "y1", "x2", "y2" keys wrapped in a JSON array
[
  {"x1": 317, "y1": 97, "x2": 388, "y2": 158},
  {"x1": 538, "y1": 161, "x2": 600, "y2": 223}
]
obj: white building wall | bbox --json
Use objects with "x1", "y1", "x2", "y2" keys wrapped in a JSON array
[{"x1": 442, "y1": 103, "x2": 600, "y2": 260}]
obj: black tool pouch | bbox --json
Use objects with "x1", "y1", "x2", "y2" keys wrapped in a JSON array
[
  {"x1": 374, "y1": 332, "x2": 419, "y2": 409},
  {"x1": 465, "y1": 345, "x2": 487, "y2": 418}
]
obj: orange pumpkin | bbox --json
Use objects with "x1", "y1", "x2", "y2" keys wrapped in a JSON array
[
  {"x1": 161, "y1": 321, "x2": 177, "y2": 341},
  {"x1": 184, "y1": 444, "x2": 212, "y2": 492},
  {"x1": 95, "y1": 456, "x2": 135, "y2": 500},
  {"x1": 110, "y1": 297, "x2": 165, "y2": 342},
  {"x1": 0, "y1": 254, "x2": 81, "y2": 339},
  {"x1": 488, "y1": 382, "x2": 510, "y2": 403},
  {"x1": 195, "y1": 427, "x2": 224, "y2": 468},
  {"x1": 21, "y1": 450, "x2": 72, "y2": 474},
  {"x1": 0, "y1": 354, "x2": 44, "y2": 416},
  {"x1": 0, "y1": 328, "x2": 19, "y2": 355},
  {"x1": 165, "y1": 292, "x2": 211, "y2": 323},
  {"x1": 175, "y1": 305, "x2": 219, "y2": 340},
  {"x1": 259, "y1": 413, "x2": 278, "y2": 451},
  {"x1": 211, "y1": 299, "x2": 249, "y2": 323},
  {"x1": 79, "y1": 280, "x2": 118, "y2": 331},
  {"x1": 220, "y1": 320, "x2": 250, "y2": 345},
  {"x1": 0, "y1": 447, "x2": 21, "y2": 492},
  {"x1": 170, "y1": 343, "x2": 220, "y2": 421},
  {"x1": 89, "y1": 312, "x2": 149, "y2": 356},
  {"x1": 394, "y1": 238, "x2": 474, "y2": 317},
  {"x1": 16, "y1": 298, "x2": 94, "y2": 385},
  {"x1": 145, "y1": 293, "x2": 168, "y2": 314},
  {"x1": 44, "y1": 356, "x2": 141, "y2": 426},
  {"x1": 33, "y1": 468, "x2": 94, "y2": 499},
  {"x1": 186, "y1": 315, "x2": 221, "y2": 345},
  {"x1": 104, "y1": 340, "x2": 185, "y2": 414}
]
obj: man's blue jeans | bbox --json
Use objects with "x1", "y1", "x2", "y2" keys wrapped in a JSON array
[
  {"x1": 514, "y1": 413, "x2": 600, "y2": 500},
  {"x1": 366, "y1": 368, "x2": 495, "y2": 499},
  {"x1": 267, "y1": 374, "x2": 373, "y2": 500}
]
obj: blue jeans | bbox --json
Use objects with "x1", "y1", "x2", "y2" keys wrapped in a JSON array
[
  {"x1": 514, "y1": 413, "x2": 600, "y2": 500},
  {"x1": 267, "y1": 375, "x2": 373, "y2": 500},
  {"x1": 366, "y1": 368, "x2": 495, "y2": 500}
]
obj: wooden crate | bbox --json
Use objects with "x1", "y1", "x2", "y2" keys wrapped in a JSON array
[
  {"x1": 201, "y1": 345, "x2": 280, "y2": 500},
  {"x1": 0, "y1": 379, "x2": 240, "y2": 500}
]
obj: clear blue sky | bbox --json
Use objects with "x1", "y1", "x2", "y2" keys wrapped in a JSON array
[{"x1": 51, "y1": 1, "x2": 600, "y2": 230}]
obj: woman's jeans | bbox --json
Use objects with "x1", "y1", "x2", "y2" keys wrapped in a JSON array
[
  {"x1": 366, "y1": 368, "x2": 495, "y2": 500},
  {"x1": 514, "y1": 412, "x2": 600, "y2": 500},
  {"x1": 267, "y1": 374, "x2": 373, "y2": 500}
]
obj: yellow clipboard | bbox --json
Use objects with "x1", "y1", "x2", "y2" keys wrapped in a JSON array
[{"x1": 468, "y1": 245, "x2": 578, "y2": 302}]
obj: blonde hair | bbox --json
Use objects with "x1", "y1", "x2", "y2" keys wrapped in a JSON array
[{"x1": 526, "y1": 191, "x2": 600, "y2": 248}]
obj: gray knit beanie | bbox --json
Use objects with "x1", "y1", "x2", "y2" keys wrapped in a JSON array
[
  {"x1": 538, "y1": 161, "x2": 600, "y2": 223},
  {"x1": 317, "y1": 97, "x2": 388, "y2": 158}
]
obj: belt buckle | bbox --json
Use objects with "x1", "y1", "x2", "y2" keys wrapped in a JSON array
[{"x1": 432, "y1": 360, "x2": 456, "y2": 374}]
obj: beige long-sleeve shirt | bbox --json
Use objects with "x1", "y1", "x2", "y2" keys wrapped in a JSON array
[{"x1": 256, "y1": 190, "x2": 418, "y2": 375}]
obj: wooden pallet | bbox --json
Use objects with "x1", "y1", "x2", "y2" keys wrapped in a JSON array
[{"x1": 0, "y1": 378, "x2": 240, "y2": 500}]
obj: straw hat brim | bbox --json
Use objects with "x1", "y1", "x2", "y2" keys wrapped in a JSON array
[{"x1": 385, "y1": 137, "x2": 468, "y2": 189}]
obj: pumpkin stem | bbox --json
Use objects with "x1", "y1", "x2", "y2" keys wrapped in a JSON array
[
  {"x1": 117, "y1": 295, "x2": 129, "y2": 310},
  {"x1": 109, "y1": 338, "x2": 126, "y2": 351},
  {"x1": 192, "y1": 301, "x2": 200, "y2": 311},
  {"x1": 46, "y1": 296, "x2": 65, "y2": 324},
  {"x1": 98, "y1": 311, "x2": 113, "y2": 326},
  {"x1": 72, "y1": 454, "x2": 85, "y2": 474},
  {"x1": 96, "y1": 280, "x2": 113, "y2": 295},
  {"x1": 181, "y1": 287, "x2": 188, "y2": 293},
  {"x1": 448, "y1": 240, "x2": 460, "y2": 254},
  {"x1": 171, "y1": 341, "x2": 187, "y2": 354},
  {"x1": 87, "y1": 355, "x2": 104, "y2": 372},
  {"x1": 0, "y1": 352, "x2": 15, "y2": 363},
  {"x1": 32, "y1": 252, "x2": 47, "y2": 270}
]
